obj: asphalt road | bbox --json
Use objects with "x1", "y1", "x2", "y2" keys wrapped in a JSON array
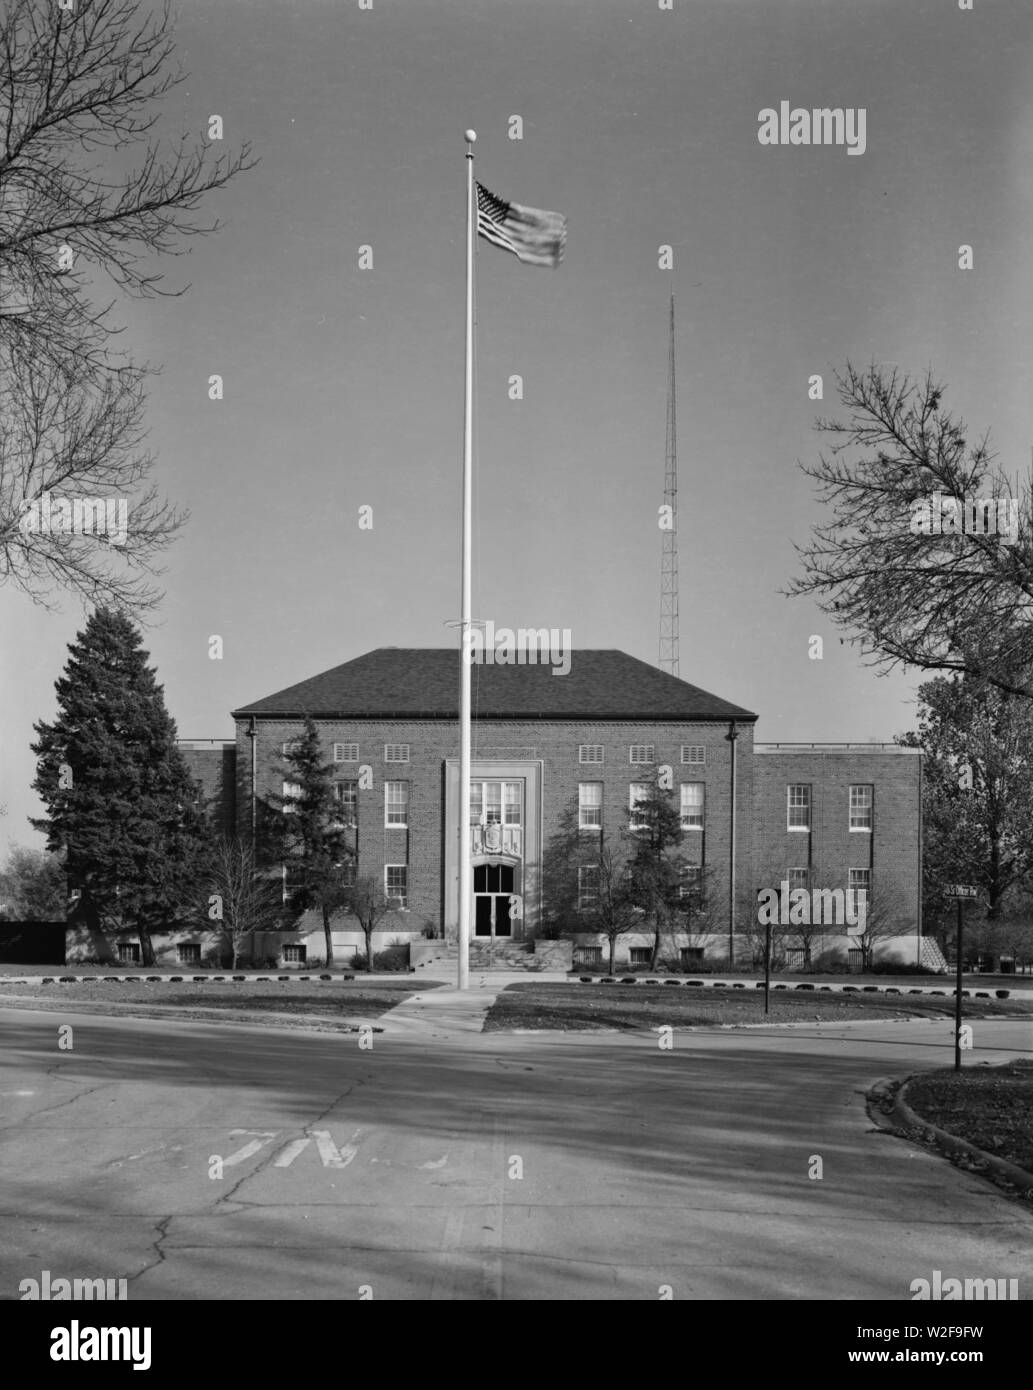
[{"x1": 1, "y1": 1008, "x2": 1030, "y2": 1300}]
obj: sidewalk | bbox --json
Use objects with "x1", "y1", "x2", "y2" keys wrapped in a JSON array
[{"x1": 380, "y1": 970, "x2": 569, "y2": 1038}]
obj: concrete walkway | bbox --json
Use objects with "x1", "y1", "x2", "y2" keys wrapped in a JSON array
[{"x1": 382, "y1": 971, "x2": 570, "y2": 1038}]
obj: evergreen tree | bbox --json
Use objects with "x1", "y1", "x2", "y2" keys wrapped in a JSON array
[
  {"x1": 30, "y1": 608, "x2": 206, "y2": 964},
  {"x1": 274, "y1": 717, "x2": 353, "y2": 967}
]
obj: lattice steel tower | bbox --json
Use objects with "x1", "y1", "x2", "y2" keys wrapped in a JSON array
[{"x1": 658, "y1": 294, "x2": 680, "y2": 676}]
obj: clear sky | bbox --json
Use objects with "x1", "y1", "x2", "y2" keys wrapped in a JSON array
[{"x1": 3, "y1": 0, "x2": 1033, "y2": 855}]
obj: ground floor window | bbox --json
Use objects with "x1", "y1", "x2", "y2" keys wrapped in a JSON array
[
  {"x1": 283, "y1": 943, "x2": 306, "y2": 964},
  {"x1": 629, "y1": 947, "x2": 652, "y2": 964},
  {"x1": 177, "y1": 943, "x2": 201, "y2": 966},
  {"x1": 681, "y1": 946, "x2": 704, "y2": 966},
  {"x1": 385, "y1": 865, "x2": 409, "y2": 910},
  {"x1": 117, "y1": 941, "x2": 141, "y2": 965},
  {"x1": 573, "y1": 946, "x2": 602, "y2": 966}
]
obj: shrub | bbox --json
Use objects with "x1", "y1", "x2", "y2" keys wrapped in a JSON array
[
  {"x1": 374, "y1": 945, "x2": 410, "y2": 972},
  {"x1": 601, "y1": 977, "x2": 617, "y2": 984},
  {"x1": 579, "y1": 976, "x2": 593, "y2": 983},
  {"x1": 885, "y1": 987, "x2": 900, "y2": 994},
  {"x1": 795, "y1": 983, "x2": 815, "y2": 991},
  {"x1": 664, "y1": 979, "x2": 682, "y2": 986},
  {"x1": 995, "y1": 989, "x2": 1010, "y2": 999},
  {"x1": 842, "y1": 985, "x2": 858, "y2": 993},
  {"x1": 862, "y1": 986, "x2": 879, "y2": 993},
  {"x1": 620, "y1": 977, "x2": 637, "y2": 985}
]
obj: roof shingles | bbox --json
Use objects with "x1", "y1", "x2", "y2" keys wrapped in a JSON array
[{"x1": 232, "y1": 649, "x2": 756, "y2": 723}]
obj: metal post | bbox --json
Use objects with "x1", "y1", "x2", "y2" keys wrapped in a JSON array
[
  {"x1": 954, "y1": 897, "x2": 963, "y2": 1072},
  {"x1": 457, "y1": 130, "x2": 476, "y2": 992},
  {"x1": 764, "y1": 915, "x2": 771, "y2": 1016}
]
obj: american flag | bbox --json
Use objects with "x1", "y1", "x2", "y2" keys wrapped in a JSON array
[{"x1": 476, "y1": 183, "x2": 566, "y2": 268}]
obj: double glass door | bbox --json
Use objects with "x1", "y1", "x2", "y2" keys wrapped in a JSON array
[{"x1": 473, "y1": 862, "x2": 515, "y2": 937}]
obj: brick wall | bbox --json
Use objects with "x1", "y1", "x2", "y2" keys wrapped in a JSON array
[
  {"x1": 750, "y1": 750, "x2": 922, "y2": 936},
  {"x1": 234, "y1": 715, "x2": 755, "y2": 943}
]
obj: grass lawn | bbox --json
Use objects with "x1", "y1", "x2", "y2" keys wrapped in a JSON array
[
  {"x1": 483, "y1": 981, "x2": 1033, "y2": 1032},
  {"x1": 0, "y1": 976, "x2": 444, "y2": 1026},
  {"x1": 903, "y1": 1062, "x2": 1033, "y2": 1175}
]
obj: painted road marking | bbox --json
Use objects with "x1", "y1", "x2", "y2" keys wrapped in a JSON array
[
  {"x1": 223, "y1": 1130, "x2": 280, "y2": 1167},
  {"x1": 273, "y1": 1137, "x2": 312, "y2": 1167}
]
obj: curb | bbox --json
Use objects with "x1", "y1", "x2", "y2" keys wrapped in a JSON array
[
  {"x1": 868, "y1": 1075, "x2": 1033, "y2": 1201},
  {"x1": 0, "y1": 973, "x2": 365, "y2": 985},
  {"x1": 0, "y1": 992, "x2": 385, "y2": 1034},
  {"x1": 572, "y1": 975, "x2": 1020, "y2": 1001}
]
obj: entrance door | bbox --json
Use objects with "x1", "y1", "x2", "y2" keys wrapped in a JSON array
[{"x1": 473, "y1": 863, "x2": 515, "y2": 938}]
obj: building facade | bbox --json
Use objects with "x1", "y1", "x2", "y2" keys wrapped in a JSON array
[{"x1": 176, "y1": 648, "x2": 922, "y2": 970}]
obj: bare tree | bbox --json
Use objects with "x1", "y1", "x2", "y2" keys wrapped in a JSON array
[
  {"x1": 789, "y1": 363, "x2": 1033, "y2": 701},
  {"x1": 579, "y1": 844, "x2": 640, "y2": 975},
  {"x1": 205, "y1": 836, "x2": 283, "y2": 969},
  {"x1": 0, "y1": 0, "x2": 255, "y2": 610},
  {"x1": 344, "y1": 876, "x2": 396, "y2": 973}
]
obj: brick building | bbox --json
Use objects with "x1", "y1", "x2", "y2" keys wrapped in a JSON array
[{"x1": 179, "y1": 648, "x2": 923, "y2": 970}]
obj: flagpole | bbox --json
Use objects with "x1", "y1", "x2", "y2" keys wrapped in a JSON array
[{"x1": 458, "y1": 129, "x2": 476, "y2": 992}]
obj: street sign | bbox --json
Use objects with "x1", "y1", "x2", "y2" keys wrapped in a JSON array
[{"x1": 944, "y1": 885, "x2": 979, "y2": 899}]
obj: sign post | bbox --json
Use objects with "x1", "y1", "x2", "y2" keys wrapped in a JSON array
[{"x1": 943, "y1": 885, "x2": 978, "y2": 1072}]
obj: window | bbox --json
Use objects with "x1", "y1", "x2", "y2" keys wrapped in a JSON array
[
  {"x1": 681, "y1": 745, "x2": 706, "y2": 766},
  {"x1": 579, "y1": 745, "x2": 604, "y2": 764},
  {"x1": 469, "y1": 780, "x2": 522, "y2": 825},
  {"x1": 679, "y1": 864, "x2": 703, "y2": 901},
  {"x1": 284, "y1": 943, "x2": 306, "y2": 964},
  {"x1": 787, "y1": 784, "x2": 811, "y2": 831},
  {"x1": 177, "y1": 943, "x2": 201, "y2": 966},
  {"x1": 577, "y1": 865, "x2": 599, "y2": 911},
  {"x1": 282, "y1": 780, "x2": 302, "y2": 814},
  {"x1": 681, "y1": 946, "x2": 704, "y2": 966},
  {"x1": 849, "y1": 868, "x2": 870, "y2": 915},
  {"x1": 787, "y1": 867, "x2": 809, "y2": 891},
  {"x1": 573, "y1": 946, "x2": 602, "y2": 966},
  {"x1": 384, "y1": 744, "x2": 410, "y2": 763},
  {"x1": 630, "y1": 947, "x2": 652, "y2": 964},
  {"x1": 283, "y1": 862, "x2": 307, "y2": 901},
  {"x1": 629, "y1": 782, "x2": 650, "y2": 830},
  {"x1": 579, "y1": 782, "x2": 603, "y2": 830},
  {"x1": 629, "y1": 745, "x2": 654, "y2": 765},
  {"x1": 333, "y1": 742, "x2": 359, "y2": 763},
  {"x1": 385, "y1": 781, "x2": 409, "y2": 827},
  {"x1": 385, "y1": 865, "x2": 408, "y2": 909},
  {"x1": 282, "y1": 740, "x2": 303, "y2": 755},
  {"x1": 332, "y1": 780, "x2": 358, "y2": 828},
  {"x1": 116, "y1": 941, "x2": 141, "y2": 965},
  {"x1": 849, "y1": 784, "x2": 873, "y2": 831},
  {"x1": 680, "y1": 783, "x2": 704, "y2": 830}
]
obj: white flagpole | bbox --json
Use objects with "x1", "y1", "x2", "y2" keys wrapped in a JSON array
[{"x1": 458, "y1": 130, "x2": 476, "y2": 991}]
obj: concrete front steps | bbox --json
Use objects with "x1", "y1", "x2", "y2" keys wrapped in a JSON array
[{"x1": 410, "y1": 939, "x2": 572, "y2": 972}]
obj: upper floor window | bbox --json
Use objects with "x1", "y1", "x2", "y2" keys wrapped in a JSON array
[
  {"x1": 469, "y1": 780, "x2": 522, "y2": 825},
  {"x1": 282, "y1": 780, "x2": 302, "y2": 814},
  {"x1": 849, "y1": 784, "x2": 873, "y2": 831},
  {"x1": 681, "y1": 745, "x2": 706, "y2": 765},
  {"x1": 629, "y1": 782, "x2": 651, "y2": 830},
  {"x1": 629, "y1": 745, "x2": 655, "y2": 765},
  {"x1": 385, "y1": 781, "x2": 409, "y2": 827},
  {"x1": 787, "y1": 866, "x2": 809, "y2": 891},
  {"x1": 579, "y1": 745, "x2": 604, "y2": 764},
  {"x1": 680, "y1": 782, "x2": 704, "y2": 830},
  {"x1": 578, "y1": 782, "x2": 602, "y2": 830},
  {"x1": 384, "y1": 744, "x2": 410, "y2": 763},
  {"x1": 787, "y1": 784, "x2": 811, "y2": 831},
  {"x1": 333, "y1": 743, "x2": 359, "y2": 763},
  {"x1": 332, "y1": 780, "x2": 358, "y2": 828},
  {"x1": 282, "y1": 740, "x2": 303, "y2": 755}
]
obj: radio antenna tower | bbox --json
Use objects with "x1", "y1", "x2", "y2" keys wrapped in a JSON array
[{"x1": 659, "y1": 293, "x2": 680, "y2": 676}]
